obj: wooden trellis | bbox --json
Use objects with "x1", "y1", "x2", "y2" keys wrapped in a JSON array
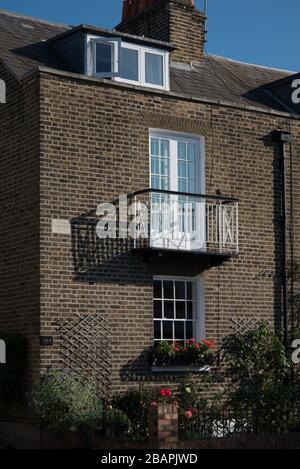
[
  {"x1": 231, "y1": 317, "x2": 271, "y2": 335},
  {"x1": 56, "y1": 313, "x2": 112, "y2": 397}
]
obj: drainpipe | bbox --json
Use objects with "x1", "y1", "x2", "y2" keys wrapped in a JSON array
[{"x1": 273, "y1": 129, "x2": 292, "y2": 356}]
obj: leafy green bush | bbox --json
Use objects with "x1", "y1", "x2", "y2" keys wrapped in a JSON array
[
  {"x1": 32, "y1": 371, "x2": 101, "y2": 434},
  {"x1": 0, "y1": 333, "x2": 28, "y2": 402},
  {"x1": 103, "y1": 408, "x2": 131, "y2": 437},
  {"x1": 225, "y1": 321, "x2": 295, "y2": 432},
  {"x1": 112, "y1": 387, "x2": 157, "y2": 438}
]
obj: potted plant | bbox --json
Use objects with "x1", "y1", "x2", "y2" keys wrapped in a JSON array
[{"x1": 152, "y1": 339, "x2": 214, "y2": 368}]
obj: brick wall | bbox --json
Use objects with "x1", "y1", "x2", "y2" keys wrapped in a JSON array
[
  {"x1": 0, "y1": 64, "x2": 40, "y2": 417},
  {"x1": 37, "y1": 70, "x2": 300, "y2": 396},
  {"x1": 116, "y1": 0, "x2": 206, "y2": 64}
]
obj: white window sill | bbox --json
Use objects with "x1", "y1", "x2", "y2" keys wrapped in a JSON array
[{"x1": 151, "y1": 365, "x2": 211, "y2": 373}]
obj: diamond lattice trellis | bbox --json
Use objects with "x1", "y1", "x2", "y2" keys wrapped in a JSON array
[
  {"x1": 56, "y1": 313, "x2": 112, "y2": 397},
  {"x1": 231, "y1": 317, "x2": 271, "y2": 335}
]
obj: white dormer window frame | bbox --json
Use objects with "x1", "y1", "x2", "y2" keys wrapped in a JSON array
[
  {"x1": 86, "y1": 35, "x2": 121, "y2": 78},
  {"x1": 115, "y1": 43, "x2": 170, "y2": 91},
  {"x1": 86, "y1": 35, "x2": 170, "y2": 91}
]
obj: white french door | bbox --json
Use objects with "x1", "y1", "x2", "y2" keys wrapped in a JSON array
[{"x1": 150, "y1": 131, "x2": 205, "y2": 251}]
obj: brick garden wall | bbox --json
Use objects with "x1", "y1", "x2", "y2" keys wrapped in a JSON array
[{"x1": 38, "y1": 69, "x2": 300, "y2": 396}]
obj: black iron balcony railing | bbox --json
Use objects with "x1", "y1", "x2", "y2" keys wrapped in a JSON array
[{"x1": 127, "y1": 189, "x2": 239, "y2": 256}]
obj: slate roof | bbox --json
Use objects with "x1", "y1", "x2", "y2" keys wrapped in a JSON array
[{"x1": 0, "y1": 8, "x2": 296, "y2": 113}]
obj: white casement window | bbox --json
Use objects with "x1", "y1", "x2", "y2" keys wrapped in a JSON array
[
  {"x1": 115, "y1": 44, "x2": 169, "y2": 90},
  {"x1": 153, "y1": 276, "x2": 205, "y2": 346},
  {"x1": 149, "y1": 130, "x2": 205, "y2": 251},
  {"x1": 87, "y1": 36, "x2": 121, "y2": 77},
  {"x1": 86, "y1": 35, "x2": 169, "y2": 91}
]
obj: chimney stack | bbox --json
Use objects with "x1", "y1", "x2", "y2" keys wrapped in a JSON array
[{"x1": 117, "y1": 0, "x2": 206, "y2": 64}]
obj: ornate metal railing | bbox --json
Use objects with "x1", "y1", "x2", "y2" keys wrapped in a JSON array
[{"x1": 127, "y1": 189, "x2": 239, "y2": 255}]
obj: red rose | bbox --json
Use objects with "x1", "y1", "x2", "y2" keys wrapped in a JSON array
[
  {"x1": 159, "y1": 389, "x2": 166, "y2": 397},
  {"x1": 194, "y1": 343, "x2": 200, "y2": 349},
  {"x1": 202, "y1": 339, "x2": 214, "y2": 349},
  {"x1": 184, "y1": 410, "x2": 193, "y2": 420},
  {"x1": 165, "y1": 389, "x2": 172, "y2": 397}
]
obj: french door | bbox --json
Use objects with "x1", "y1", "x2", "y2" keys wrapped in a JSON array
[{"x1": 150, "y1": 131, "x2": 205, "y2": 251}]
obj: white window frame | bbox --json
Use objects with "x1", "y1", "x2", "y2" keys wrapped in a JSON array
[
  {"x1": 86, "y1": 34, "x2": 170, "y2": 90},
  {"x1": 149, "y1": 130, "x2": 206, "y2": 251},
  {"x1": 86, "y1": 35, "x2": 121, "y2": 77},
  {"x1": 115, "y1": 43, "x2": 169, "y2": 91},
  {"x1": 153, "y1": 275, "x2": 205, "y2": 345}
]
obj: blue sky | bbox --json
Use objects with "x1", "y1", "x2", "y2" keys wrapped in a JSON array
[{"x1": 0, "y1": 0, "x2": 298, "y2": 71}]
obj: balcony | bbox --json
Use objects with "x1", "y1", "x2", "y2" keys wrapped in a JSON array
[{"x1": 128, "y1": 189, "x2": 239, "y2": 257}]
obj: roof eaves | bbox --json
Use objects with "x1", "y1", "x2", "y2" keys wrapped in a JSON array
[{"x1": 34, "y1": 65, "x2": 298, "y2": 118}]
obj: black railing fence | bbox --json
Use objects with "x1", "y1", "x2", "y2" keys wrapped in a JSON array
[
  {"x1": 96, "y1": 400, "x2": 300, "y2": 443},
  {"x1": 96, "y1": 402, "x2": 149, "y2": 442},
  {"x1": 179, "y1": 404, "x2": 300, "y2": 441}
]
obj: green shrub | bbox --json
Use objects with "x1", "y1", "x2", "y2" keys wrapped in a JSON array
[
  {"x1": 0, "y1": 333, "x2": 28, "y2": 402},
  {"x1": 103, "y1": 408, "x2": 131, "y2": 437},
  {"x1": 32, "y1": 371, "x2": 101, "y2": 434},
  {"x1": 112, "y1": 387, "x2": 157, "y2": 438},
  {"x1": 225, "y1": 321, "x2": 295, "y2": 432}
]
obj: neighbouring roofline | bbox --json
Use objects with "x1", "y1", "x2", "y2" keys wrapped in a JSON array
[
  {"x1": 209, "y1": 54, "x2": 297, "y2": 76},
  {"x1": 29, "y1": 65, "x2": 299, "y2": 119},
  {"x1": 0, "y1": 8, "x2": 70, "y2": 28}
]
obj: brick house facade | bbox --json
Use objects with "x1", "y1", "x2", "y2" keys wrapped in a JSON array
[{"x1": 0, "y1": 0, "x2": 300, "y2": 425}]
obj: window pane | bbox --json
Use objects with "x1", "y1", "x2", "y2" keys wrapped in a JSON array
[
  {"x1": 176, "y1": 302, "x2": 186, "y2": 319},
  {"x1": 121, "y1": 47, "x2": 138, "y2": 81},
  {"x1": 163, "y1": 321, "x2": 173, "y2": 340},
  {"x1": 178, "y1": 142, "x2": 186, "y2": 159},
  {"x1": 95, "y1": 42, "x2": 113, "y2": 74},
  {"x1": 186, "y1": 321, "x2": 193, "y2": 340},
  {"x1": 161, "y1": 177, "x2": 169, "y2": 190},
  {"x1": 151, "y1": 138, "x2": 159, "y2": 156},
  {"x1": 163, "y1": 281, "x2": 173, "y2": 299},
  {"x1": 154, "y1": 321, "x2": 161, "y2": 340},
  {"x1": 188, "y1": 180, "x2": 195, "y2": 193},
  {"x1": 151, "y1": 176, "x2": 159, "y2": 189},
  {"x1": 154, "y1": 301, "x2": 162, "y2": 318},
  {"x1": 187, "y1": 282, "x2": 193, "y2": 300},
  {"x1": 187, "y1": 302, "x2": 193, "y2": 319},
  {"x1": 175, "y1": 282, "x2": 185, "y2": 299},
  {"x1": 188, "y1": 162, "x2": 195, "y2": 178},
  {"x1": 178, "y1": 161, "x2": 186, "y2": 178},
  {"x1": 154, "y1": 280, "x2": 162, "y2": 298},
  {"x1": 187, "y1": 144, "x2": 196, "y2": 163},
  {"x1": 175, "y1": 322, "x2": 185, "y2": 341},
  {"x1": 179, "y1": 179, "x2": 187, "y2": 192},
  {"x1": 164, "y1": 301, "x2": 174, "y2": 319},
  {"x1": 161, "y1": 158, "x2": 169, "y2": 176},
  {"x1": 160, "y1": 140, "x2": 169, "y2": 157},
  {"x1": 151, "y1": 157, "x2": 160, "y2": 175},
  {"x1": 145, "y1": 52, "x2": 164, "y2": 86}
]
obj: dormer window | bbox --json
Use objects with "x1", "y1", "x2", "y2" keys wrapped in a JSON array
[
  {"x1": 91, "y1": 38, "x2": 121, "y2": 77},
  {"x1": 86, "y1": 35, "x2": 169, "y2": 91}
]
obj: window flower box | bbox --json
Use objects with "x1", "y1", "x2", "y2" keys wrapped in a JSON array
[{"x1": 151, "y1": 339, "x2": 215, "y2": 373}]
